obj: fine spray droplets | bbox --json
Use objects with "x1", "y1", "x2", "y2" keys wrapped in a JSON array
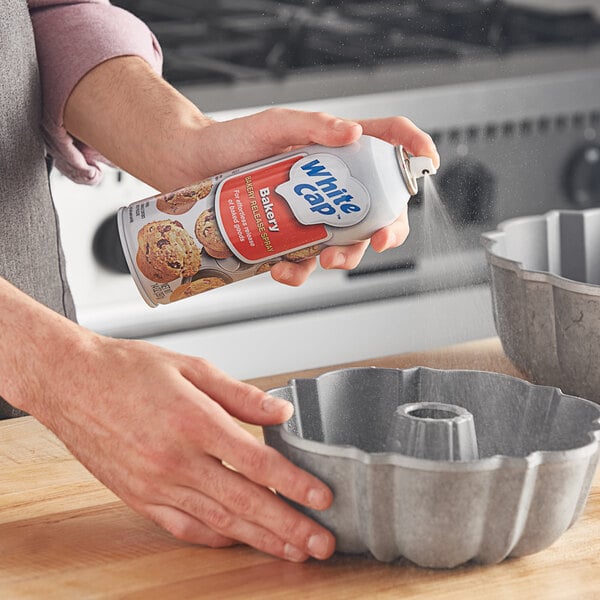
[
  {"x1": 421, "y1": 175, "x2": 465, "y2": 261},
  {"x1": 418, "y1": 175, "x2": 490, "y2": 339}
]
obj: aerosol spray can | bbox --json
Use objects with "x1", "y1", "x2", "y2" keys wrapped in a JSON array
[{"x1": 117, "y1": 135, "x2": 437, "y2": 306}]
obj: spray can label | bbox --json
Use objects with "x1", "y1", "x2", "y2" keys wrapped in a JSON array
[
  {"x1": 118, "y1": 149, "x2": 373, "y2": 307},
  {"x1": 216, "y1": 153, "x2": 370, "y2": 262}
]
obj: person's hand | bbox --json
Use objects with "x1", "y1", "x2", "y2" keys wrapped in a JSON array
[
  {"x1": 185, "y1": 109, "x2": 440, "y2": 286},
  {"x1": 4, "y1": 284, "x2": 335, "y2": 562},
  {"x1": 57, "y1": 56, "x2": 439, "y2": 563},
  {"x1": 65, "y1": 58, "x2": 438, "y2": 286}
]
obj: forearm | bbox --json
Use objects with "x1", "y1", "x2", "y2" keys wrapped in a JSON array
[
  {"x1": 0, "y1": 277, "x2": 93, "y2": 421},
  {"x1": 63, "y1": 56, "x2": 212, "y2": 192}
]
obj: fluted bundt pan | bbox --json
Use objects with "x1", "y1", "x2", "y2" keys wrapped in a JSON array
[
  {"x1": 482, "y1": 208, "x2": 600, "y2": 403},
  {"x1": 263, "y1": 367, "x2": 600, "y2": 568}
]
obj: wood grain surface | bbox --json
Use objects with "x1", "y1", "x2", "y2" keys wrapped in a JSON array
[{"x1": 1, "y1": 338, "x2": 599, "y2": 599}]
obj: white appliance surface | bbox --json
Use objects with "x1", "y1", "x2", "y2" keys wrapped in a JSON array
[
  {"x1": 142, "y1": 286, "x2": 494, "y2": 381},
  {"x1": 49, "y1": 3, "x2": 600, "y2": 379},
  {"x1": 51, "y1": 156, "x2": 495, "y2": 380}
]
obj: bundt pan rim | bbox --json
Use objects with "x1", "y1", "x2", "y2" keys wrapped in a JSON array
[
  {"x1": 266, "y1": 366, "x2": 600, "y2": 472},
  {"x1": 481, "y1": 208, "x2": 600, "y2": 296}
]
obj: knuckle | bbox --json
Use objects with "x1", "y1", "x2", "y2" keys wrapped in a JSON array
[
  {"x1": 240, "y1": 446, "x2": 269, "y2": 473},
  {"x1": 190, "y1": 356, "x2": 211, "y2": 375},
  {"x1": 252, "y1": 530, "x2": 280, "y2": 554},
  {"x1": 139, "y1": 447, "x2": 175, "y2": 481},
  {"x1": 275, "y1": 465, "x2": 308, "y2": 499},
  {"x1": 209, "y1": 424, "x2": 228, "y2": 451},
  {"x1": 203, "y1": 534, "x2": 234, "y2": 549},
  {"x1": 133, "y1": 476, "x2": 161, "y2": 501},
  {"x1": 167, "y1": 519, "x2": 196, "y2": 542},
  {"x1": 395, "y1": 115, "x2": 414, "y2": 127},
  {"x1": 278, "y1": 513, "x2": 308, "y2": 541},
  {"x1": 166, "y1": 519, "x2": 232, "y2": 548},
  {"x1": 314, "y1": 111, "x2": 333, "y2": 122},
  {"x1": 228, "y1": 488, "x2": 255, "y2": 515},
  {"x1": 153, "y1": 442, "x2": 191, "y2": 479},
  {"x1": 264, "y1": 106, "x2": 288, "y2": 121},
  {"x1": 230, "y1": 382, "x2": 261, "y2": 412},
  {"x1": 203, "y1": 505, "x2": 235, "y2": 531}
]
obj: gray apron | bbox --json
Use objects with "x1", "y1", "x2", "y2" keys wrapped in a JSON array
[{"x1": 0, "y1": 0, "x2": 77, "y2": 418}]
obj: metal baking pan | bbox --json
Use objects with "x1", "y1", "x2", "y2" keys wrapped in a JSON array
[
  {"x1": 263, "y1": 367, "x2": 600, "y2": 568},
  {"x1": 482, "y1": 208, "x2": 600, "y2": 403}
]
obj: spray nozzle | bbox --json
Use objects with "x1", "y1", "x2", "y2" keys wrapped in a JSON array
[
  {"x1": 408, "y1": 156, "x2": 438, "y2": 178},
  {"x1": 395, "y1": 146, "x2": 437, "y2": 196}
]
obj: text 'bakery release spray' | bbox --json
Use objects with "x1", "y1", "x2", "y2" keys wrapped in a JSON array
[{"x1": 117, "y1": 135, "x2": 437, "y2": 306}]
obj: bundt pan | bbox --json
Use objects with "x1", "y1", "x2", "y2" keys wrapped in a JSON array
[
  {"x1": 482, "y1": 208, "x2": 600, "y2": 403},
  {"x1": 263, "y1": 367, "x2": 600, "y2": 568}
]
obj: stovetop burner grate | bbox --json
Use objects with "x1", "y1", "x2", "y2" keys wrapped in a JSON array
[{"x1": 114, "y1": 0, "x2": 600, "y2": 86}]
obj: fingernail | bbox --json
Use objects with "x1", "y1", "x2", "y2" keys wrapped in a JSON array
[
  {"x1": 284, "y1": 543, "x2": 307, "y2": 562},
  {"x1": 307, "y1": 487, "x2": 329, "y2": 509},
  {"x1": 328, "y1": 252, "x2": 346, "y2": 269},
  {"x1": 307, "y1": 533, "x2": 331, "y2": 559},
  {"x1": 262, "y1": 395, "x2": 290, "y2": 414},
  {"x1": 385, "y1": 232, "x2": 399, "y2": 250},
  {"x1": 375, "y1": 232, "x2": 398, "y2": 253},
  {"x1": 332, "y1": 119, "x2": 348, "y2": 131},
  {"x1": 275, "y1": 264, "x2": 293, "y2": 283}
]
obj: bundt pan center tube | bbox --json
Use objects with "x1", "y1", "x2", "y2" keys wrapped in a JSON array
[{"x1": 263, "y1": 367, "x2": 600, "y2": 569}]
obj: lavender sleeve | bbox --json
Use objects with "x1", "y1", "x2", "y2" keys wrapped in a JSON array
[{"x1": 28, "y1": 0, "x2": 163, "y2": 184}]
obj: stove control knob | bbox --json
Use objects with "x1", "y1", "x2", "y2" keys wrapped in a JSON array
[
  {"x1": 564, "y1": 143, "x2": 600, "y2": 208},
  {"x1": 438, "y1": 159, "x2": 496, "y2": 224},
  {"x1": 92, "y1": 212, "x2": 130, "y2": 274}
]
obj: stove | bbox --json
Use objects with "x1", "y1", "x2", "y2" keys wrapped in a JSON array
[
  {"x1": 49, "y1": 0, "x2": 600, "y2": 378},
  {"x1": 115, "y1": 0, "x2": 600, "y2": 90}
]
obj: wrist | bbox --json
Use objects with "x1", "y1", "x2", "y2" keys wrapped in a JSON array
[{"x1": 154, "y1": 111, "x2": 216, "y2": 192}]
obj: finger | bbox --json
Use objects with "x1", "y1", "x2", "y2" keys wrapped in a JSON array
[
  {"x1": 176, "y1": 459, "x2": 335, "y2": 560},
  {"x1": 195, "y1": 411, "x2": 333, "y2": 512},
  {"x1": 170, "y1": 485, "x2": 325, "y2": 562},
  {"x1": 359, "y1": 116, "x2": 440, "y2": 168},
  {"x1": 270, "y1": 257, "x2": 317, "y2": 286},
  {"x1": 174, "y1": 378, "x2": 334, "y2": 512},
  {"x1": 144, "y1": 503, "x2": 237, "y2": 548},
  {"x1": 319, "y1": 241, "x2": 369, "y2": 270},
  {"x1": 247, "y1": 108, "x2": 363, "y2": 151},
  {"x1": 370, "y1": 209, "x2": 410, "y2": 253},
  {"x1": 181, "y1": 357, "x2": 294, "y2": 425}
]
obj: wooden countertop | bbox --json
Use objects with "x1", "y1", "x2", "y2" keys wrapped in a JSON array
[{"x1": 1, "y1": 338, "x2": 599, "y2": 599}]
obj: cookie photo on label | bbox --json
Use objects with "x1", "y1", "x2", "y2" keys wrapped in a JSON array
[
  {"x1": 283, "y1": 245, "x2": 323, "y2": 262},
  {"x1": 170, "y1": 275, "x2": 228, "y2": 302},
  {"x1": 156, "y1": 179, "x2": 213, "y2": 215},
  {"x1": 195, "y1": 208, "x2": 234, "y2": 259},
  {"x1": 136, "y1": 220, "x2": 202, "y2": 283}
]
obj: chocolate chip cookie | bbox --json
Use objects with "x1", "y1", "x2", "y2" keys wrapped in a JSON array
[
  {"x1": 156, "y1": 179, "x2": 213, "y2": 215},
  {"x1": 195, "y1": 208, "x2": 233, "y2": 259},
  {"x1": 170, "y1": 276, "x2": 227, "y2": 302},
  {"x1": 283, "y1": 245, "x2": 322, "y2": 262},
  {"x1": 136, "y1": 220, "x2": 201, "y2": 283}
]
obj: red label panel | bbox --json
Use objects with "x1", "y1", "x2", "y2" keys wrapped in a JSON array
[{"x1": 217, "y1": 156, "x2": 329, "y2": 262}]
